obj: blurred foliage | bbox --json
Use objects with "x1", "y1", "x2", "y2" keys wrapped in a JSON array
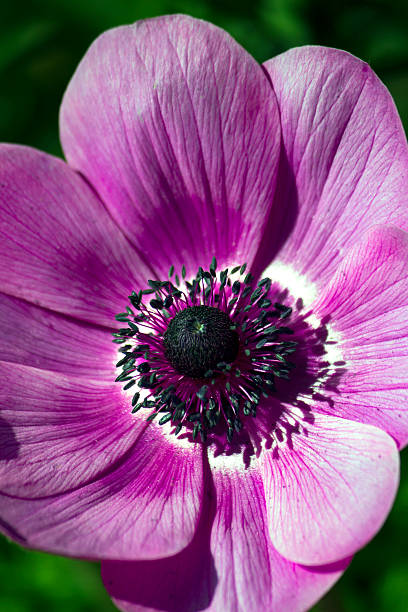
[
  {"x1": 0, "y1": 540, "x2": 115, "y2": 611},
  {"x1": 1, "y1": 0, "x2": 407, "y2": 610}
]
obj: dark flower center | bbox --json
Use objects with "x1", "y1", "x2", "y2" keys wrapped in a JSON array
[
  {"x1": 163, "y1": 305, "x2": 240, "y2": 378},
  {"x1": 113, "y1": 258, "x2": 297, "y2": 443}
]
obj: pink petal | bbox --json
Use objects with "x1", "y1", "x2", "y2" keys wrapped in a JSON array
[
  {"x1": 0, "y1": 144, "x2": 152, "y2": 327},
  {"x1": 0, "y1": 363, "x2": 140, "y2": 497},
  {"x1": 0, "y1": 364, "x2": 203, "y2": 559},
  {"x1": 0, "y1": 292, "x2": 114, "y2": 378},
  {"x1": 312, "y1": 225, "x2": 408, "y2": 448},
  {"x1": 101, "y1": 475, "x2": 217, "y2": 612},
  {"x1": 60, "y1": 15, "x2": 281, "y2": 275},
  {"x1": 102, "y1": 466, "x2": 348, "y2": 611},
  {"x1": 261, "y1": 47, "x2": 408, "y2": 285},
  {"x1": 260, "y1": 413, "x2": 399, "y2": 565}
]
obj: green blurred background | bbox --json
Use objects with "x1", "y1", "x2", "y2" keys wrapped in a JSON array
[{"x1": 1, "y1": 0, "x2": 407, "y2": 610}]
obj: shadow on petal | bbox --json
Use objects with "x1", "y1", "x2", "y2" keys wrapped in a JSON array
[
  {"x1": 208, "y1": 305, "x2": 347, "y2": 467},
  {"x1": 300, "y1": 556, "x2": 353, "y2": 575},
  {"x1": 102, "y1": 462, "x2": 218, "y2": 612},
  {"x1": 0, "y1": 516, "x2": 26, "y2": 545},
  {"x1": 0, "y1": 416, "x2": 19, "y2": 460},
  {"x1": 252, "y1": 145, "x2": 299, "y2": 277}
]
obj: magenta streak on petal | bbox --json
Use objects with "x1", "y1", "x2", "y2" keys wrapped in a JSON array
[
  {"x1": 0, "y1": 144, "x2": 154, "y2": 327},
  {"x1": 0, "y1": 292, "x2": 116, "y2": 379},
  {"x1": 0, "y1": 373, "x2": 204, "y2": 560},
  {"x1": 0, "y1": 362, "x2": 140, "y2": 496},
  {"x1": 60, "y1": 15, "x2": 282, "y2": 276},
  {"x1": 259, "y1": 46, "x2": 408, "y2": 286},
  {"x1": 209, "y1": 468, "x2": 349, "y2": 611},
  {"x1": 102, "y1": 463, "x2": 348, "y2": 611},
  {"x1": 102, "y1": 461, "x2": 218, "y2": 612},
  {"x1": 260, "y1": 413, "x2": 399, "y2": 565},
  {"x1": 312, "y1": 225, "x2": 408, "y2": 449}
]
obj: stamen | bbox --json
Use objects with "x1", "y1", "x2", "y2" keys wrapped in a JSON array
[{"x1": 113, "y1": 260, "x2": 297, "y2": 442}]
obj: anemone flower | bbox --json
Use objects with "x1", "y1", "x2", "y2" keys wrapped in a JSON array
[{"x1": 1, "y1": 14, "x2": 408, "y2": 612}]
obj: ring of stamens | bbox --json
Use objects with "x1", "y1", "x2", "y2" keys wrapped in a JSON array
[{"x1": 113, "y1": 258, "x2": 296, "y2": 443}]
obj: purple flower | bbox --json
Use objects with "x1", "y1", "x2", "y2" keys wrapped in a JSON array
[{"x1": 1, "y1": 14, "x2": 408, "y2": 611}]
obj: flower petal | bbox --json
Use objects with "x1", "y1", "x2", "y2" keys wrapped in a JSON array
[
  {"x1": 261, "y1": 47, "x2": 408, "y2": 286},
  {"x1": 0, "y1": 292, "x2": 115, "y2": 378},
  {"x1": 0, "y1": 144, "x2": 152, "y2": 327},
  {"x1": 0, "y1": 364, "x2": 203, "y2": 559},
  {"x1": 260, "y1": 413, "x2": 399, "y2": 565},
  {"x1": 102, "y1": 470, "x2": 217, "y2": 612},
  {"x1": 0, "y1": 363, "x2": 139, "y2": 497},
  {"x1": 60, "y1": 15, "x2": 281, "y2": 274},
  {"x1": 102, "y1": 466, "x2": 348, "y2": 611},
  {"x1": 313, "y1": 225, "x2": 408, "y2": 448}
]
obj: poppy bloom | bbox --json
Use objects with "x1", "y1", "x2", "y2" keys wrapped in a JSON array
[{"x1": 1, "y1": 14, "x2": 408, "y2": 612}]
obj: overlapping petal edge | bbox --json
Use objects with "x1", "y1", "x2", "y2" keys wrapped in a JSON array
[{"x1": 0, "y1": 13, "x2": 408, "y2": 612}]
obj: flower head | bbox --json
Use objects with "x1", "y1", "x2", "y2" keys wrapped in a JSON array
[
  {"x1": 114, "y1": 260, "x2": 298, "y2": 443},
  {"x1": 1, "y1": 14, "x2": 408, "y2": 612}
]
